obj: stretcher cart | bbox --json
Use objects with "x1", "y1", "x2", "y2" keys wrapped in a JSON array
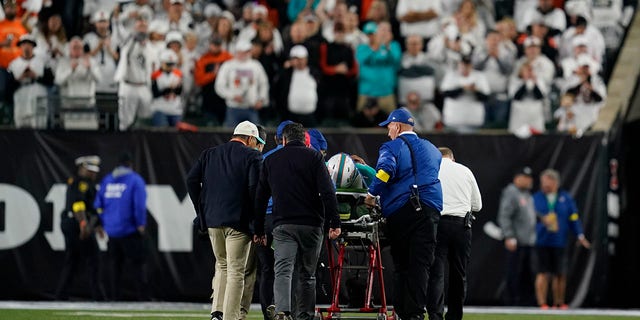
[{"x1": 316, "y1": 190, "x2": 395, "y2": 320}]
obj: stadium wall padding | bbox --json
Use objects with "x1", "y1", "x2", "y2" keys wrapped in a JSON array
[{"x1": 0, "y1": 130, "x2": 609, "y2": 306}]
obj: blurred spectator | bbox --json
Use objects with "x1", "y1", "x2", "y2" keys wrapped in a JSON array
[
  {"x1": 559, "y1": 60, "x2": 607, "y2": 133},
  {"x1": 453, "y1": 0, "x2": 486, "y2": 47},
  {"x1": 299, "y1": 14, "x2": 324, "y2": 69},
  {"x1": 554, "y1": 93, "x2": 578, "y2": 135},
  {"x1": 355, "y1": 21, "x2": 401, "y2": 114},
  {"x1": 216, "y1": 11, "x2": 238, "y2": 53},
  {"x1": 194, "y1": 35, "x2": 233, "y2": 126},
  {"x1": 559, "y1": 36, "x2": 601, "y2": 81},
  {"x1": 288, "y1": 0, "x2": 320, "y2": 22},
  {"x1": 0, "y1": 1, "x2": 28, "y2": 70},
  {"x1": 251, "y1": 37, "x2": 280, "y2": 91},
  {"x1": 114, "y1": 15, "x2": 154, "y2": 130},
  {"x1": 516, "y1": 17, "x2": 559, "y2": 62},
  {"x1": 427, "y1": 20, "x2": 474, "y2": 74},
  {"x1": 403, "y1": 92, "x2": 441, "y2": 132},
  {"x1": 395, "y1": 0, "x2": 442, "y2": 42},
  {"x1": 514, "y1": 0, "x2": 540, "y2": 32},
  {"x1": 83, "y1": 10, "x2": 119, "y2": 94},
  {"x1": 8, "y1": 34, "x2": 51, "y2": 128},
  {"x1": 235, "y1": 2, "x2": 254, "y2": 34},
  {"x1": 114, "y1": 0, "x2": 154, "y2": 38},
  {"x1": 495, "y1": 17, "x2": 519, "y2": 50},
  {"x1": 33, "y1": 13, "x2": 67, "y2": 69},
  {"x1": 165, "y1": 0, "x2": 193, "y2": 34},
  {"x1": 238, "y1": 4, "x2": 283, "y2": 56},
  {"x1": 521, "y1": 0, "x2": 566, "y2": 36},
  {"x1": 513, "y1": 37, "x2": 555, "y2": 92},
  {"x1": 146, "y1": 20, "x2": 169, "y2": 70},
  {"x1": 398, "y1": 35, "x2": 438, "y2": 105},
  {"x1": 283, "y1": 21, "x2": 308, "y2": 59},
  {"x1": 351, "y1": 97, "x2": 389, "y2": 128},
  {"x1": 315, "y1": 0, "x2": 348, "y2": 43},
  {"x1": 473, "y1": 29, "x2": 515, "y2": 129},
  {"x1": 151, "y1": 50, "x2": 183, "y2": 127},
  {"x1": 364, "y1": 0, "x2": 389, "y2": 24},
  {"x1": 508, "y1": 62, "x2": 547, "y2": 134},
  {"x1": 165, "y1": 31, "x2": 184, "y2": 68},
  {"x1": 214, "y1": 40, "x2": 269, "y2": 127},
  {"x1": 572, "y1": 0, "x2": 634, "y2": 53},
  {"x1": 194, "y1": 3, "x2": 222, "y2": 54},
  {"x1": 275, "y1": 45, "x2": 319, "y2": 127},
  {"x1": 559, "y1": 15, "x2": 605, "y2": 64},
  {"x1": 181, "y1": 31, "x2": 200, "y2": 113},
  {"x1": 318, "y1": 22, "x2": 358, "y2": 124},
  {"x1": 440, "y1": 56, "x2": 490, "y2": 131},
  {"x1": 54, "y1": 37, "x2": 101, "y2": 104},
  {"x1": 342, "y1": 11, "x2": 368, "y2": 50}
]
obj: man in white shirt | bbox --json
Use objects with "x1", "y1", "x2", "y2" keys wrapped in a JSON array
[
  {"x1": 215, "y1": 40, "x2": 269, "y2": 128},
  {"x1": 84, "y1": 10, "x2": 119, "y2": 94},
  {"x1": 395, "y1": 0, "x2": 442, "y2": 41},
  {"x1": 427, "y1": 147, "x2": 482, "y2": 320},
  {"x1": 275, "y1": 45, "x2": 319, "y2": 127}
]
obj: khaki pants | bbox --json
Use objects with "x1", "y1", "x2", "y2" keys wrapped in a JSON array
[
  {"x1": 356, "y1": 94, "x2": 397, "y2": 114},
  {"x1": 209, "y1": 227, "x2": 252, "y2": 320},
  {"x1": 240, "y1": 243, "x2": 258, "y2": 319}
]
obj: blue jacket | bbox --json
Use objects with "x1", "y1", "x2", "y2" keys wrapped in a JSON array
[
  {"x1": 355, "y1": 41, "x2": 402, "y2": 97},
  {"x1": 263, "y1": 144, "x2": 284, "y2": 215},
  {"x1": 368, "y1": 132, "x2": 443, "y2": 216},
  {"x1": 533, "y1": 190, "x2": 584, "y2": 248},
  {"x1": 187, "y1": 141, "x2": 262, "y2": 234},
  {"x1": 94, "y1": 167, "x2": 147, "y2": 238}
]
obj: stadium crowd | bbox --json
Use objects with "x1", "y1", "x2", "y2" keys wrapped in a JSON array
[{"x1": 0, "y1": 0, "x2": 634, "y2": 133}]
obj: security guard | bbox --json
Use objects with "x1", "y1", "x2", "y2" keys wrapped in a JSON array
[
  {"x1": 364, "y1": 108, "x2": 443, "y2": 320},
  {"x1": 427, "y1": 147, "x2": 482, "y2": 320},
  {"x1": 54, "y1": 155, "x2": 104, "y2": 300}
]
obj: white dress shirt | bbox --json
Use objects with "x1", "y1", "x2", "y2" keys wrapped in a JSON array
[{"x1": 439, "y1": 157, "x2": 482, "y2": 217}]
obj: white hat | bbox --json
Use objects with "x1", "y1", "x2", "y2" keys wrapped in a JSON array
[
  {"x1": 252, "y1": 4, "x2": 268, "y2": 16},
  {"x1": 165, "y1": 31, "x2": 184, "y2": 46},
  {"x1": 233, "y1": 121, "x2": 265, "y2": 144},
  {"x1": 289, "y1": 45, "x2": 308, "y2": 58},
  {"x1": 149, "y1": 20, "x2": 169, "y2": 35},
  {"x1": 220, "y1": 10, "x2": 236, "y2": 24},
  {"x1": 204, "y1": 3, "x2": 222, "y2": 18},
  {"x1": 75, "y1": 155, "x2": 101, "y2": 172},
  {"x1": 444, "y1": 23, "x2": 459, "y2": 41},
  {"x1": 572, "y1": 35, "x2": 589, "y2": 47},
  {"x1": 17, "y1": 34, "x2": 37, "y2": 46},
  {"x1": 170, "y1": 0, "x2": 184, "y2": 4},
  {"x1": 523, "y1": 36, "x2": 542, "y2": 47},
  {"x1": 91, "y1": 10, "x2": 110, "y2": 24},
  {"x1": 235, "y1": 39, "x2": 252, "y2": 52},
  {"x1": 160, "y1": 49, "x2": 178, "y2": 63}
]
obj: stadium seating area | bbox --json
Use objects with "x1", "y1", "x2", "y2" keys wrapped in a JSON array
[{"x1": 0, "y1": 0, "x2": 635, "y2": 133}]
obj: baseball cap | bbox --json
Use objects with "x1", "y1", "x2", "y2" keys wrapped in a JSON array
[
  {"x1": 276, "y1": 120, "x2": 294, "y2": 139},
  {"x1": 236, "y1": 40, "x2": 252, "y2": 52},
  {"x1": 234, "y1": 121, "x2": 265, "y2": 144},
  {"x1": 363, "y1": 21, "x2": 377, "y2": 35},
  {"x1": 91, "y1": 10, "x2": 110, "y2": 24},
  {"x1": 165, "y1": 31, "x2": 184, "y2": 46},
  {"x1": 160, "y1": 49, "x2": 178, "y2": 64},
  {"x1": 515, "y1": 166, "x2": 533, "y2": 177},
  {"x1": 17, "y1": 34, "x2": 37, "y2": 47},
  {"x1": 378, "y1": 108, "x2": 415, "y2": 127},
  {"x1": 75, "y1": 155, "x2": 101, "y2": 172},
  {"x1": 572, "y1": 35, "x2": 589, "y2": 48},
  {"x1": 204, "y1": 3, "x2": 222, "y2": 18},
  {"x1": 289, "y1": 45, "x2": 308, "y2": 59},
  {"x1": 307, "y1": 129, "x2": 327, "y2": 152}
]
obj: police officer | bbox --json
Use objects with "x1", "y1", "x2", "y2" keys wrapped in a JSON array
[
  {"x1": 427, "y1": 147, "x2": 482, "y2": 320},
  {"x1": 364, "y1": 108, "x2": 443, "y2": 320},
  {"x1": 55, "y1": 155, "x2": 104, "y2": 300}
]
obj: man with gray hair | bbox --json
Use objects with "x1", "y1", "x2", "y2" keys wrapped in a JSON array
[{"x1": 532, "y1": 169, "x2": 591, "y2": 309}]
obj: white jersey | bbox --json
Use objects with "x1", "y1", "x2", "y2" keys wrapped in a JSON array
[
  {"x1": 114, "y1": 37, "x2": 155, "y2": 86},
  {"x1": 83, "y1": 32, "x2": 119, "y2": 93},
  {"x1": 440, "y1": 69, "x2": 491, "y2": 128},
  {"x1": 8, "y1": 55, "x2": 48, "y2": 128},
  {"x1": 54, "y1": 56, "x2": 101, "y2": 100},
  {"x1": 151, "y1": 68, "x2": 183, "y2": 115}
]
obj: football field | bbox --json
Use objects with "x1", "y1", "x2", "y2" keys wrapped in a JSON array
[{"x1": 1, "y1": 302, "x2": 640, "y2": 320}]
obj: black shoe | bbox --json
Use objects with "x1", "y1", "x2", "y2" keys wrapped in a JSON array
[{"x1": 211, "y1": 311, "x2": 223, "y2": 320}]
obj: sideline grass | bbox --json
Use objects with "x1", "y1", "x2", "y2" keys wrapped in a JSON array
[{"x1": 1, "y1": 310, "x2": 640, "y2": 320}]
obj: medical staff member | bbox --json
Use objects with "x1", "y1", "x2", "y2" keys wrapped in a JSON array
[{"x1": 364, "y1": 108, "x2": 442, "y2": 320}]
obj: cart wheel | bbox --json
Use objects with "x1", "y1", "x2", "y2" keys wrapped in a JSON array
[{"x1": 376, "y1": 313, "x2": 387, "y2": 320}]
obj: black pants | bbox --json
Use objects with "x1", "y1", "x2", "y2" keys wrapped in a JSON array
[
  {"x1": 427, "y1": 216, "x2": 472, "y2": 320},
  {"x1": 107, "y1": 232, "x2": 149, "y2": 301},
  {"x1": 55, "y1": 216, "x2": 104, "y2": 300},
  {"x1": 256, "y1": 215, "x2": 275, "y2": 320},
  {"x1": 505, "y1": 246, "x2": 536, "y2": 306},
  {"x1": 386, "y1": 202, "x2": 437, "y2": 320}
]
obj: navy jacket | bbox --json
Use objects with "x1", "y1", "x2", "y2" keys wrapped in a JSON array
[
  {"x1": 254, "y1": 140, "x2": 340, "y2": 235},
  {"x1": 368, "y1": 132, "x2": 443, "y2": 216},
  {"x1": 187, "y1": 140, "x2": 263, "y2": 234}
]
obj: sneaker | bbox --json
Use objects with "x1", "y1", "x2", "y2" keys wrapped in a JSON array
[
  {"x1": 211, "y1": 311, "x2": 223, "y2": 320},
  {"x1": 540, "y1": 304, "x2": 549, "y2": 310},
  {"x1": 559, "y1": 304, "x2": 569, "y2": 310},
  {"x1": 266, "y1": 305, "x2": 277, "y2": 320}
]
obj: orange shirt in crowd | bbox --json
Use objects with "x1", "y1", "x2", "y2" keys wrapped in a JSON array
[
  {"x1": 194, "y1": 50, "x2": 234, "y2": 87},
  {"x1": 0, "y1": 19, "x2": 28, "y2": 69}
]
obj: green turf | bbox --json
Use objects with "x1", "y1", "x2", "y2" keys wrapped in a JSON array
[{"x1": 0, "y1": 310, "x2": 639, "y2": 320}]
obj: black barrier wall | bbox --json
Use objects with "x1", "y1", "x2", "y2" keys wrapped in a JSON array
[{"x1": 0, "y1": 130, "x2": 608, "y2": 306}]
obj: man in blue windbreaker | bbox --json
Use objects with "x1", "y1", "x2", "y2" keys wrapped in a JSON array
[
  {"x1": 94, "y1": 152, "x2": 148, "y2": 301},
  {"x1": 533, "y1": 169, "x2": 591, "y2": 310},
  {"x1": 364, "y1": 108, "x2": 442, "y2": 320}
]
